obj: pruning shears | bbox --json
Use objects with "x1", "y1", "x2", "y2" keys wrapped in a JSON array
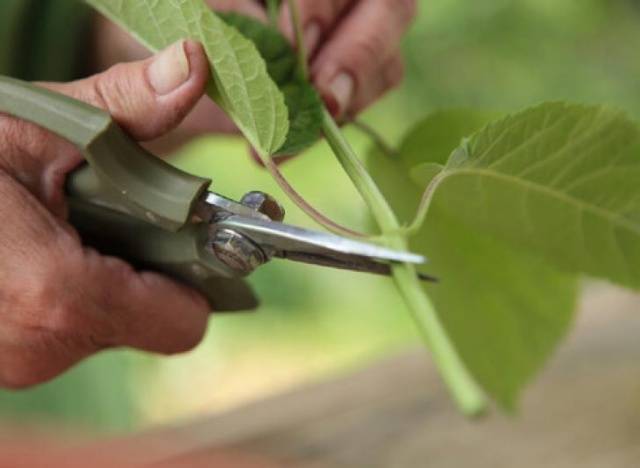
[{"x1": 0, "y1": 76, "x2": 429, "y2": 312}]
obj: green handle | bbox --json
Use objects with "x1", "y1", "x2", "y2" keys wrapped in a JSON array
[
  {"x1": 0, "y1": 76, "x2": 259, "y2": 311},
  {"x1": 0, "y1": 75, "x2": 210, "y2": 231}
]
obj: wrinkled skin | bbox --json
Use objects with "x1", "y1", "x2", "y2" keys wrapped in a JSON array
[{"x1": 0, "y1": 41, "x2": 211, "y2": 389}]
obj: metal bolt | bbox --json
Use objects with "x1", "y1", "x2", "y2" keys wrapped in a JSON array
[
  {"x1": 241, "y1": 191, "x2": 286, "y2": 222},
  {"x1": 211, "y1": 229, "x2": 268, "y2": 275}
]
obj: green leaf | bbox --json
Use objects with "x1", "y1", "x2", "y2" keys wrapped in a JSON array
[
  {"x1": 86, "y1": 0, "x2": 289, "y2": 156},
  {"x1": 423, "y1": 207, "x2": 577, "y2": 410},
  {"x1": 421, "y1": 103, "x2": 640, "y2": 290},
  {"x1": 219, "y1": 12, "x2": 323, "y2": 155},
  {"x1": 399, "y1": 109, "x2": 503, "y2": 170},
  {"x1": 367, "y1": 109, "x2": 578, "y2": 409}
]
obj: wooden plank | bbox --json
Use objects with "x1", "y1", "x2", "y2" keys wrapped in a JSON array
[{"x1": 124, "y1": 286, "x2": 640, "y2": 467}]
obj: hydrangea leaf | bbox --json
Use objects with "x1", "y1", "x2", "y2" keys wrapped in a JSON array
[
  {"x1": 367, "y1": 109, "x2": 579, "y2": 409},
  {"x1": 424, "y1": 103, "x2": 640, "y2": 289},
  {"x1": 219, "y1": 12, "x2": 323, "y2": 155}
]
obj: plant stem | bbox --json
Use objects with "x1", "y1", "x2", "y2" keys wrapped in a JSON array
[
  {"x1": 352, "y1": 119, "x2": 399, "y2": 158},
  {"x1": 322, "y1": 108, "x2": 487, "y2": 416},
  {"x1": 266, "y1": 0, "x2": 279, "y2": 28},
  {"x1": 286, "y1": 0, "x2": 309, "y2": 79},
  {"x1": 262, "y1": 157, "x2": 368, "y2": 238}
]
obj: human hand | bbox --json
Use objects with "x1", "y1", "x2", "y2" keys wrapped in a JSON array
[
  {"x1": 0, "y1": 40, "x2": 212, "y2": 388},
  {"x1": 276, "y1": 0, "x2": 417, "y2": 118},
  {"x1": 92, "y1": 0, "x2": 416, "y2": 149},
  {"x1": 210, "y1": 0, "x2": 417, "y2": 118}
]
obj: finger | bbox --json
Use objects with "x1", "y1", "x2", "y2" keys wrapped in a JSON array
[
  {"x1": 311, "y1": 0, "x2": 417, "y2": 117},
  {"x1": 350, "y1": 54, "x2": 405, "y2": 116},
  {"x1": 279, "y1": 0, "x2": 353, "y2": 55},
  {"x1": 75, "y1": 249, "x2": 210, "y2": 355},
  {"x1": 42, "y1": 40, "x2": 210, "y2": 142}
]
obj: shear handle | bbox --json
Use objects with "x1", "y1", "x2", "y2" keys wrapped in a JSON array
[{"x1": 0, "y1": 76, "x2": 210, "y2": 232}]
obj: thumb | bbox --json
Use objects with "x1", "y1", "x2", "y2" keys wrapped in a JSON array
[{"x1": 44, "y1": 40, "x2": 210, "y2": 141}]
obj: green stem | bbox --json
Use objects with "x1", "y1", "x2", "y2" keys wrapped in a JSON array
[
  {"x1": 322, "y1": 109, "x2": 487, "y2": 416},
  {"x1": 262, "y1": 157, "x2": 368, "y2": 238},
  {"x1": 266, "y1": 0, "x2": 279, "y2": 28},
  {"x1": 286, "y1": 0, "x2": 309, "y2": 79},
  {"x1": 382, "y1": 170, "x2": 448, "y2": 238},
  {"x1": 352, "y1": 119, "x2": 399, "y2": 158}
]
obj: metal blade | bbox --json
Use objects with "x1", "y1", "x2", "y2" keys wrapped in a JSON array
[
  {"x1": 215, "y1": 215, "x2": 426, "y2": 265},
  {"x1": 281, "y1": 251, "x2": 438, "y2": 282}
]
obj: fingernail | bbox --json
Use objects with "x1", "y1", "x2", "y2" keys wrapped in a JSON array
[
  {"x1": 148, "y1": 40, "x2": 191, "y2": 96},
  {"x1": 327, "y1": 73, "x2": 354, "y2": 117},
  {"x1": 304, "y1": 22, "x2": 322, "y2": 53}
]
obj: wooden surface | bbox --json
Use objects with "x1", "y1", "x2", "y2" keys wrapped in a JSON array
[{"x1": 129, "y1": 286, "x2": 640, "y2": 467}]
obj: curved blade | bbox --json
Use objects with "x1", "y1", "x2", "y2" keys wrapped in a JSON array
[{"x1": 215, "y1": 216, "x2": 426, "y2": 265}]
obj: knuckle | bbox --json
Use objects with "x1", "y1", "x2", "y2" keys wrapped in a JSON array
[
  {"x1": 37, "y1": 290, "x2": 80, "y2": 337},
  {"x1": 48, "y1": 301, "x2": 83, "y2": 338},
  {"x1": 21, "y1": 259, "x2": 84, "y2": 338},
  {"x1": 88, "y1": 75, "x2": 111, "y2": 111},
  {"x1": 23, "y1": 273, "x2": 62, "y2": 325},
  {"x1": 96, "y1": 63, "x2": 174, "y2": 139},
  {"x1": 93, "y1": 66, "x2": 129, "y2": 113},
  {"x1": 93, "y1": 63, "x2": 149, "y2": 123},
  {"x1": 99, "y1": 254, "x2": 137, "y2": 288}
]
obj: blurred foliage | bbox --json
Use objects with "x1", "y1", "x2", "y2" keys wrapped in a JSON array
[
  {"x1": 2, "y1": 0, "x2": 640, "y2": 432},
  {"x1": 398, "y1": 0, "x2": 640, "y2": 123},
  {"x1": 0, "y1": 352, "x2": 134, "y2": 432}
]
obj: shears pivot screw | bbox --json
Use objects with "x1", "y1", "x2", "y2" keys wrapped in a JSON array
[
  {"x1": 211, "y1": 229, "x2": 268, "y2": 275},
  {"x1": 241, "y1": 192, "x2": 286, "y2": 222}
]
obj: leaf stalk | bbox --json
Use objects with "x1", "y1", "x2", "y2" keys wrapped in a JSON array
[{"x1": 352, "y1": 119, "x2": 400, "y2": 158}]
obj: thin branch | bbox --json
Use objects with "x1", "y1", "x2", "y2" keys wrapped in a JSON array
[
  {"x1": 286, "y1": 0, "x2": 309, "y2": 79},
  {"x1": 352, "y1": 119, "x2": 399, "y2": 158},
  {"x1": 383, "y1": 169, "x2": 448, "y2": 238},
  {"x1": 266, "y1": 0, "x2": 279, "y2": 28},
  {"x1": 254, "y1": 151, "x2": 369, "y2": 238}
]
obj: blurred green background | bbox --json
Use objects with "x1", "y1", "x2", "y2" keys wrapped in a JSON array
[{"x1": 2, "y1": 0, "x2": 640, "y2": 433}]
